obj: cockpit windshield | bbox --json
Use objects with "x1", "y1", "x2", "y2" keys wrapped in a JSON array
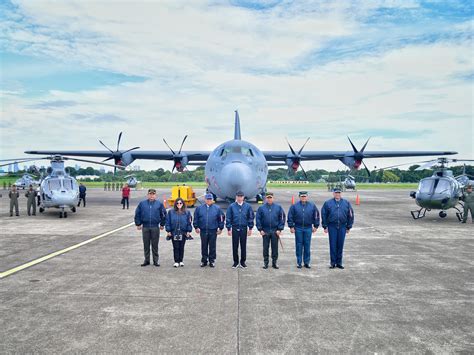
[
  {"x1": 220, "y1": 146, "x2": 254, "y2": 157},
  {"x1": 63, "y1": 178, "x2": 75, "y2": 190},
  {"x1": 434, "y1": 179, "x2": 452, "y2": 194},
  {"x1": 419, "y1": 180, "x2": 434, "y2": 193},
  {"x1": 419, "y1": 179, "x2": 453, "y2": 194},
  {"x1": 48, "y1": 179, "x2": 61, "y2": 191}
]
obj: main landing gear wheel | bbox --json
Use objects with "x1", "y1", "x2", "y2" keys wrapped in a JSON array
[{"x1": 439, "y1": 211, "x2": 447, "y2": 218}]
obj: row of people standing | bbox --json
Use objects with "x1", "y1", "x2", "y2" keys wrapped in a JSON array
[
  {"x1": 134, "y1": 188, "x2": 355, "y2": 269},
  {"x1": 8, "y1": 185, "x2": 39, "y2": 217}
]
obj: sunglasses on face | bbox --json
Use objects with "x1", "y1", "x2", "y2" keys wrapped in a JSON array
[{"x1": 177, "y1": 202, "x2": 183, "y2": 205}]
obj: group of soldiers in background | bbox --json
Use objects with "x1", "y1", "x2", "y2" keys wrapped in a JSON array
[
  {"x1": 134, "y1": 188, "x2": 355, "y2": 270},
  {"x1": 104, "y1": 182, "x2": 125, "y2": 191}
]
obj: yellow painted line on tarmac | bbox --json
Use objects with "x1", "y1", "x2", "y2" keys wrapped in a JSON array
[{"x1": 0, "y1": 222, "x2": 135, "y2": 279}]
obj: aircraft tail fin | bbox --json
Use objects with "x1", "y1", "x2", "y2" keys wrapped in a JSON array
[{"x1": 234, "y1": 110, "x2": 241, "y2": 140}]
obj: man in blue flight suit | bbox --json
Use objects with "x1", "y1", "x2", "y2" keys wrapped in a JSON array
[
  {"x1": 321, "y1": 188, "x2": 354, "y2": 269},
  {"x1": 77, "y1": 183, "x2": 87, "y2": 207},
  {"x1": 226, "y1": 191, "x2": 255, "y2": 269},
  {"x1": 256, "y1": 192, "x2": 285, "y2": 269},
  {"x1": 194, "y1": 193, "x2": 225, "y2": 268},
  {"x1": 287, "y1": 191, "x2": 320, "y2": 269},
  {"x1": 134, "y1": 188, "x2": 167, "y2": 267}
]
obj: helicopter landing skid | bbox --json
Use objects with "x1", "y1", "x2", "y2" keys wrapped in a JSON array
[
  {"x1": 411, "y1": 207, "x2": 428, "y2": 220},
  {"x1": 454, "y1": 204, "x2": 464, "y2": 222}
]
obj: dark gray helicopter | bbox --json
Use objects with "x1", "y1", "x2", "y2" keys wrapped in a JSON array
[
  {"x1": 25, "y1": 111, "x2": 457, "y2": 202},
  {"x1": 1, "y1": 155, "x2": 120, "y2": 218},
  {"x1": 406, "y1": 158, "x2": 474, "y2": 220}
]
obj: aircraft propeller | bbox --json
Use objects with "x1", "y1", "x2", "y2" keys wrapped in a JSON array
[
  {"x1": 285, "y1": 137, "x2": 310, "y2": 180},
  {"x1": 99, "y1": 132, "x2": 140, "y2": 173},
  {"x1": 163, "y1": 135, "x2": 189, "y2": 172},
  {"x1": 346, "y1": 136, "x2": 371, "y2": 176}
]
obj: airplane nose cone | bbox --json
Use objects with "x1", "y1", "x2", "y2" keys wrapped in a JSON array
[{"x1": 221, "y1": 162, "x2": 254, "y2": 196}]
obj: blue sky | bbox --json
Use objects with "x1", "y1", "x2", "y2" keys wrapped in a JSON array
[{"x1": 0, "y1": 0, "x2": 472, "y2": 171}]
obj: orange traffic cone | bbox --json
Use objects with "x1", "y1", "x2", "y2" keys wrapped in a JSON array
[
  {"x1": 163, "y1": 194, "x2": 168, "y2": 208},
  {"x1": 291, "y1": 195, "x2": 295, "y2": 205},
  {"x1": 355, "y1": 194, "x2": 360, "y2": 206}
]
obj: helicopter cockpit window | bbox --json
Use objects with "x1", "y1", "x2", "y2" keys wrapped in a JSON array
[
  {"x1": 434, "y1": 179, "x2": 452, "y2": 194},
  {"x1": 419, "y1": 180, "x2": 434, "y2": 193},
  {"x1": 63, "y1": 178, "x2": 74, "y2": 190},
  {"x1": 48, "y1": 179, "x2": 61, "y2": 191}
]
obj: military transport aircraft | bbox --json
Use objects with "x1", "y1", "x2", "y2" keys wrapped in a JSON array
[{"x1": 25, "y1": 111, "x2": 457, "y2": 201}]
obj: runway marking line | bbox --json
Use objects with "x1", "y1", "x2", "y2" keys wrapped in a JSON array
[{"x1": 0, "y1": 222, "x2": 135, "y2": 280}]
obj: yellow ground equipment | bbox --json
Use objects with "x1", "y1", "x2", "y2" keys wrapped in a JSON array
[{"x1": 167, "y1": 185, "x2": 197, "y2": 208}]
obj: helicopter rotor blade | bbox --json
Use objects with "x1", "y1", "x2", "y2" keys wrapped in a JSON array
[
  {"x1": 63, "y1": 157, "x2": 124, "y2": 169},
  {"x1": 415, "y1": 160, "x2": 438, "y2": 171},
  {"x1": 0, "y1": 157, "x2": 49, "y2": 168}
]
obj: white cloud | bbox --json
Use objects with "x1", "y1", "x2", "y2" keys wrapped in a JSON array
[{"x1": 1, "y1": 0, "x2": 472, "y2": 171}]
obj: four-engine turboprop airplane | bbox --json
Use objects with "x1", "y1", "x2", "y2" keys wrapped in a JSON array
[{"x1": 25, "y1": 111, "x2": 457, "y2": 201}]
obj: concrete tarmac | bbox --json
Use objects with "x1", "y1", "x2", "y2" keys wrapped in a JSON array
[{"x1": 1, "y1": 188, "x2": 473, "y2": 353}]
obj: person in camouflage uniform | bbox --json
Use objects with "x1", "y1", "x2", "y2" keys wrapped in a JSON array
[{"x1": 461, "y1": 184, "x2": 474, "y2": 223}]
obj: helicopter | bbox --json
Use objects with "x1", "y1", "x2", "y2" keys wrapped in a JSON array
[
  {"x1": 0, "y1": 155, "x2": 122, "y2": 218},
  {"x1": 14, "y1": 173, "x2": 40, "y2": 189},
  {"x1": 406, "y1": 158, "x2": 474, "y2": 220},
  {"x1": 124, "y1": 174, "x2": 140, "y2": 189}
]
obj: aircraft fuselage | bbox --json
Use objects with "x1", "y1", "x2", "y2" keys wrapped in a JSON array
[{"x1": 205, "y1": 139, "x2": 268, "y2": 200}]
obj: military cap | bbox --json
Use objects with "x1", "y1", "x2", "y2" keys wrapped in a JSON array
[
  {"x1": 265, "y1": 192, "x2": 274, "y2": 197},
  {"x1": 333, "y1": 187, "x2": 342, "y2": 193},
  {"x1": 148, "y1": 188, "x2": 156, "y2": 194},
  {"x1": 236, "y1": 191, "x2": 245, "y2": 196},
  {"x1": 298, "y1": 191, "x2": 308, "y2": 196},
  {"x1": 205, "y1": 193, "x2": 214, "y2": 199}
]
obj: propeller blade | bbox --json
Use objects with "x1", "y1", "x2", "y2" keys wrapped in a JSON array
[
  {"x1": 99, "y1": 140, "x2": 114, "y2": 154},
  {"x1": 297, "y1": 137, "x2": 310, "y2": 155},
  {"x1": 300, "y1": 164, "x2": 308, "y2": 180},
  {"x1": 163, "y1": 138, "x2": 176, "y2": 155},
  {"x1": 178, "y1": 135, "x2": 188, "y2": 154},
  {"x1": 347, "y1": 136, "x2": 358, "y2": 154},
  {"x1": 121, "y1": 146, "x2": 140, "y2": 155},
  {"x1": 285, "y1": 138, "x2": 296, "y2": 156},
  {"x1": 102, "y1": 157, "x2": 114, "y2": 162},
  {"x1": 360, "y1": 137, "x2": 371, "y2": 153},
  {"x1": 116, "y1": 132, "x2": 123, "y2": 151},
  {"x1": 362, "y1": 161, "x2": 371, "y2": 177}
]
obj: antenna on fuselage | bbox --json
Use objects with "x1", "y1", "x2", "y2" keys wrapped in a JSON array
[{"x1": 234, "y1": 110, "x2": 241, "y2": 140}]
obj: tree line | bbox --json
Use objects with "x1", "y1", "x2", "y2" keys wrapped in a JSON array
[{"x1": 55, "y1": 164, "x2": 474, "y2": 183}]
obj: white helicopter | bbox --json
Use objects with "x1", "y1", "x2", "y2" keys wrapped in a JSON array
[
  {"x1": 1, "y1": 155, "x2": 121, "y2": 218},
  {"x1": 14, "y1": 173, "x2": 40, "y2": 189},
  {"x1": 124, "y1": 174, "x2": 140, "y2": 189}
]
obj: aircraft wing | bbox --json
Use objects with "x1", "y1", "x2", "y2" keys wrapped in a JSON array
[
  {"x1": 25, "y1": 150, "x2": 211, "y2": 161},
  {"x1": 263, "y1": 151, "x2": 458, "y2": 161}
]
